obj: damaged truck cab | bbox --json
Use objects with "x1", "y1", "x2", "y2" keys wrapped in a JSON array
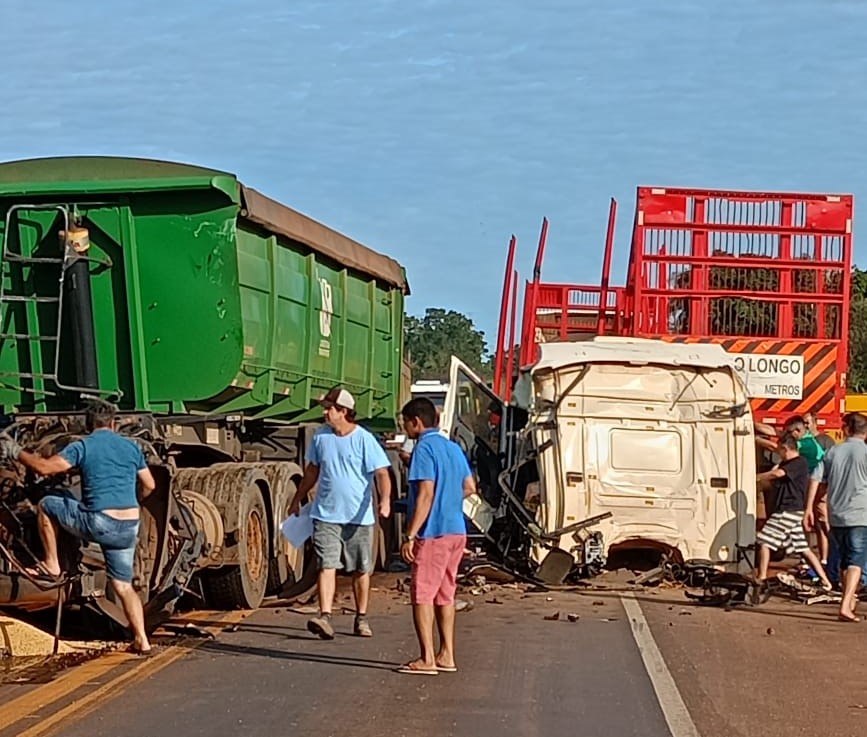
[{"x1": 445, "y1": 337, "x2": 757, "y2": 583}]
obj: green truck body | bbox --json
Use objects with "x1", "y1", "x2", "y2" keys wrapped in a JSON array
[
  {"x1": 0, "y1": 157, "x2": 409, "y2": 617},
  {"x1": 0, "y1": 156, "x2": 407, "y2": 429}
]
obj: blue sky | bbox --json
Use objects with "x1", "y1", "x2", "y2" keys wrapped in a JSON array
[{"x1": 2, "y1": 0, "x2": 865, "y2": 351}]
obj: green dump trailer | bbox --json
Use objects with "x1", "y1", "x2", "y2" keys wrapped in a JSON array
[{"x1": 0, "y1": 157, "x2": 409, "y2": 621}]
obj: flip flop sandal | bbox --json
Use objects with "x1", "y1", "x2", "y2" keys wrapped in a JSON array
[
  {"x1": 396, "y1": 662, "x2": 438, "y2": 676},
  {"x1": 24, "y1": 563, "x2": 65, "y2": 585},
  {"x1": 436, "y1": 665, "x2": 458, "y2": 673},
  {"x1": 127, "y1": 645, "x2": 156, "y2": 657}
]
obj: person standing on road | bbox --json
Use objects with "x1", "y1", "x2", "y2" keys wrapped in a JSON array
[
  {"x1": 803, "y1": 410, "x2": 836, "y2": 567},
  {"x1": 0, "y1": 402, "x2": 156, "y2": 655},
  {"x1": 804, "y1": 411, "x2": 835, "y2": 453},
  {"x1": 398, "y1": 397, "x2": 475, "y2": 676},
  {"x1": 288, "y1": 387, "x2": 392, "y2": 640},
  {"x1": 809, "y1": 412, "x2": 867, "y2": 622},
  {"x1": 755, "y1": 432, "x2": 832, "y2": 590}
]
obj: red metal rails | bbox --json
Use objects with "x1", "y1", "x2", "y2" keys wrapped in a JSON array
[
  {"x1": 493, "y1": 185, "x2": 854, "y2": 429},
  {"x1": 517, "y1": 202, "x2": 622, "y2": 366},
  {"x1": 626, "y1": 187, "x2": 853, "y2": 427}
]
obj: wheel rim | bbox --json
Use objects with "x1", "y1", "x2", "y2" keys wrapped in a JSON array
[{"x1": 246, "y1": 508, "x2": 265, "y2": 581}]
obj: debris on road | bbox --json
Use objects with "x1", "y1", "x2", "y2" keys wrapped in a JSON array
[
  {"x1": 543, "y1": 612, "x2": 560, "y2": 621},
  {"x1": 161, "y1": 622, "x2": 215, "y2": 639},
  {"x1": 566, "y1": 613, "x2": 580, "y2": 622},
  {"x1": 288, "y1": 606, "x2": 319, "y2": 615}
]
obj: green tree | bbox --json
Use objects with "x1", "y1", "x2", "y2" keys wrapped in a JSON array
[
  {"x1": 670, "y1": 262, "x2": 867, "y2": 392},
  {"x1": 849, "y1": 267, "x2": 867, "y2": 392},
  {"x1": 405, "y1": 308, "x2": 491, "y2": 381}
]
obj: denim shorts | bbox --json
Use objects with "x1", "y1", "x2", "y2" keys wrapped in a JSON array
[
  {"x1": 830, "y1": 526, "x2": 867, "y2": 573},
  {"x1": 40, "y1": 495, "x2": 140, "y2": 583},
  {"x1": 312, "y1": 520, "x2": 373, "y2": 573}
]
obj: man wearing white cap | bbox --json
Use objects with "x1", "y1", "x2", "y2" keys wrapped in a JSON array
[{"x1": 288, "y1": 386, "x2": 392, "y2": 639}]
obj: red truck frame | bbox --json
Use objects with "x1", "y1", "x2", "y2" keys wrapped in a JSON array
[{"x1": 494, "y1": 187, "x2": 854, "y2": 431}]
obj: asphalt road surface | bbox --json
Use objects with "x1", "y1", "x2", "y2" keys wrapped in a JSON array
[{"x1": 50, "y1": 582, "x2": 673, "y2": 737}]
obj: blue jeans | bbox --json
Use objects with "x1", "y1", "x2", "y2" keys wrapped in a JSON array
[
  {"x1": 828, "y1": 526, "x2": 867, "y2": 586},
  {"x1": 40, "y1": 495, "x2": 140, "y2": 583}
]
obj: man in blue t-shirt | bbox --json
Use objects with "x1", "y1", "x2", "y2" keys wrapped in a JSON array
[
  {"x1": 288, "y1": 387, "x2": 392, "y2": 640},
  {"x1": 397, "y1": 397, "x2": 476, "y2": 676},
  {"x1": 0, "y1": 402, "x2": 156, "y2": 655}
]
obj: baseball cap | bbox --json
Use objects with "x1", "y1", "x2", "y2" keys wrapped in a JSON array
[{"x1": 319, "y1": 387, "x2": 356, "y2": 410}]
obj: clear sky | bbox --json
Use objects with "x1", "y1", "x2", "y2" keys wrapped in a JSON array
[{"x1": 2, "y1": 0, "x2": 865, "y2": 351}]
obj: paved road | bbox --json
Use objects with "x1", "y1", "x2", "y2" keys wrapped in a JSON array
[{"x1": 56, "y1": 585, "x2": 671, "y2": 737}]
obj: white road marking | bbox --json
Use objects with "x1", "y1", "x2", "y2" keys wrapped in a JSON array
[{"x1": 620, "y1": 593, "x2": 701, "y2": 737}]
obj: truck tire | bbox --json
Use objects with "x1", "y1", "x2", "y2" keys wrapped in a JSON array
[{"x1": 204, "y1": 484, "x2": 269, "y2": 609}]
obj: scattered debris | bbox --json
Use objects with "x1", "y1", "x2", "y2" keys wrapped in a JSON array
[
  {"x1": 766, "y1": 627, "x2": 775, "y2": 636},
  {"x1": 223, "y1": 624, "x2": 242, "y2": 633},
  {"x1": 161, "y1": 623, "x2": 215, "y2": 639},
  {"x1": 678, "y1": 610, "x2": 693, "y2": 616},
  {"x1": 566, "y1": 613, "x2": 580, "y2": 622},
  {"x1": 288, "y1": 606, "x2": 319, "y2": 615},
  {"x1": 463, "y1": 564, "x2": 517, "y2": 585},
  {"x1": 684, "y1": 572, "x2": 760, "y2": 608},
  {"x1": 485, "y1": 597, "x2": 503, "y2": 605},
  {"x1": 543, "y1": 612, "x2": 560, "y2": 621},
  {"x1": 455, "y1": 600, "x2": 474, "y2": 613},
  {"x1": 592, "y1": 600, "x2": 604, "y2": 606}
]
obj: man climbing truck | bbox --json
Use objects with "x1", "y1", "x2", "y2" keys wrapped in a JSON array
[{"x1": 0, "y1": 156, "x2": 409, "y2": 628}]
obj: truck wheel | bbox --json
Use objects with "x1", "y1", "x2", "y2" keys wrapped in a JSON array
[{"x1": 204, "y1": 485, "x2": 269, "y2": 609}]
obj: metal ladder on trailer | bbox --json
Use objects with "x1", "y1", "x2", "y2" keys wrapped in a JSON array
[{"x1": 0, "y1": 203, "x2": 103, "y2": 401}]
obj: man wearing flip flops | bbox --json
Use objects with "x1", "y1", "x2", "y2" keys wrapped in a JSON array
[{"x1": 397, "y1": 397, "x2": 476, "y2": 676}]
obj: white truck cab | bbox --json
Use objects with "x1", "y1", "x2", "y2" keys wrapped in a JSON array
[{"x1": 442, "y1": 337, "x2": 757, "y2": 581}]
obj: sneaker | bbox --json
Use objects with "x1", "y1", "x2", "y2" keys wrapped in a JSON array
[
  {"x1": 307, "y1": 613, "x2": 335, "y2": 640},
  {"x1": 354, "y1": 615, "x2": 373, "y2": 638}
]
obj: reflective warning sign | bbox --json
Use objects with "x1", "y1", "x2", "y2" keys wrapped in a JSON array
[{"x1": 731, "y1": 353, "x2": 804, "y2": 400}]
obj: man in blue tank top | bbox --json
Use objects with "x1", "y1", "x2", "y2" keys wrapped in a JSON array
[{"x1": 0, "y1": 402, "x2": 156, "y2": 655}]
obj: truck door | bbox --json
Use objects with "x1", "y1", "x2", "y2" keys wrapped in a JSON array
[{"x1": 441, "y1": 356, "x2": 506, "y2": 530}]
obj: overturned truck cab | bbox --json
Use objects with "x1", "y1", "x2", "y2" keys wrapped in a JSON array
[{"x1": 444, "y1": 337, "x2": 757, "y2": 584}]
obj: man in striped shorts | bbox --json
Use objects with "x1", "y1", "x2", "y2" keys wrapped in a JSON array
[{"x1": 755, "y1": 432, "x2": 832, "y2": 590}]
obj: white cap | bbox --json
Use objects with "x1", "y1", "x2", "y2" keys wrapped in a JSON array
[{"x1": 319, "y1": 387, "x2": 356, "y2": 410}]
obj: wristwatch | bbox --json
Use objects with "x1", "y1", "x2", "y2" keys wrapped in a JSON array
[{"x1": 405, "y1": 534, "x2": 416, "y2": 543}]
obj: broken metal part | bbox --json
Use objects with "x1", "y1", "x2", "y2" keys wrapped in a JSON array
[{"x1": 684, "y1": 572, "x2": 762, "y2": 607}]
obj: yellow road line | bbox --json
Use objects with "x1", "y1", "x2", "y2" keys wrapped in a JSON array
[
  {"x1": 4, "y1": 609, "x2": 249, "y2": 737},
  {"x1": 2, "y1": 651, "x2": 134, "y2": 724}
]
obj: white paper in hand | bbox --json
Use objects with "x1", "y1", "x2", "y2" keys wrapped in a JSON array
[{"x1": 280, "y1": 504, "x2": 313, "y2": 548}]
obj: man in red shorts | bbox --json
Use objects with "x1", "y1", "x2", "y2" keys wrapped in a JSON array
[{"x1": 398, "y1": 397, "x2": 476, "y2": 676}]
